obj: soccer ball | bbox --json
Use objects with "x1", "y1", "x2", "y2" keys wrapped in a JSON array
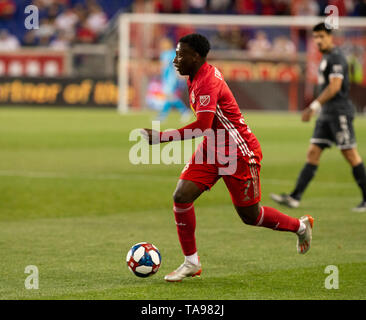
[{"x1": 126, "y1": 242, "x2": 161, "y2": 278}]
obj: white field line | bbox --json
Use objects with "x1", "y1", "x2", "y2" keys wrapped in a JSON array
[{"x1": 0, "y1": 169, "x2": 356, "y2": 189}]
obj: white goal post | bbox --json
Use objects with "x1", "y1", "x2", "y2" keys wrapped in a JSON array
[{"x1": 118, "y1": 13, "x2": 366, "y2": 114}]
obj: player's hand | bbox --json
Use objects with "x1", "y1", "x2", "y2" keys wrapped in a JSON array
[
  {"x1": 301, "y1": 107, "x2": 315, "y2": 122},
  {"x1": 302, "y1": 100, "x2": 321, "y2": 122},
  {"x1": 140, "y1": 129, "x2": 161, "y2": 145}
]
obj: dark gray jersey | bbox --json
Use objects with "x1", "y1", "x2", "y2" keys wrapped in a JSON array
[{"x1": 317, "y1": 47, "x2": 355, "y2": 117}]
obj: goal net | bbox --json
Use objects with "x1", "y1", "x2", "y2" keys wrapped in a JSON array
[{"x1": 118, "y1": 14, "x2": 366, "y2": 114}]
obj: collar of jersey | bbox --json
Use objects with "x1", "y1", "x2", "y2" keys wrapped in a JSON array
[{"x1": 188, "y1": 62, "x2": 209, "y2": 86}]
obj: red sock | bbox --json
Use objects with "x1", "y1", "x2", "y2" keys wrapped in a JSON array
[
  {"x1": 255, "y1": 206, "x2": 300, "y2": 232},
  {"x1": 173, "y1": 202, "x2": 197, "y2": 256}
]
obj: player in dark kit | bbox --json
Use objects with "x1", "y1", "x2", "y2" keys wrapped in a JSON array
[
  {"x1": 142, "y1": 34, "x2": 314, "y2": 282},
  {"x1": 271, "y1": 23, "x2": 366, "y2": 212}
]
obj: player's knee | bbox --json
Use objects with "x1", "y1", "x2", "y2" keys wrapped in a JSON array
[
  {"x1": 240, "y1": 215, "x2": 256, "y2": 225},
  {"x1": 235, "y1": 205, "x2": 260, "y2": 225},
  {"x1": 306, "y1": 146, "x2": 322, "y2": 164},
  {"x1": 342, "y1": 149, "x2": 362, "y2": 167},
  {"x1": 173, "y1": 180, "x2": 203, "y2": 203},
  {"x1": 306, "y1": 149, "x2": 316, "y2": 160},
  {"x1": 242, "y1": 212, "x2": 258, "y2": 225},
  {"x1": 173, "y1": 189, "x2": 191, "y2": 203}
]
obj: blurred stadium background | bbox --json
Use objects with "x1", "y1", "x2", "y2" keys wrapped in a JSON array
[{"x1": 0, "y1": 0, "x2": 365, "y2": 112}]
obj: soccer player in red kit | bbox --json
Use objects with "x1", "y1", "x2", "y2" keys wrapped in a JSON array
[{"x1": 142, "y1": 34, "x2": 314, "y2": 282}]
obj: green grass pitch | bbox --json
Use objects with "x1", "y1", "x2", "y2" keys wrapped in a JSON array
[{"x1": 0, "y1": 107, "x2": 365, "y2": 300}]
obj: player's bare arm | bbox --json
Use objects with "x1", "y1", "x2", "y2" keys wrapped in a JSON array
[
  {"x1": 302, "y1": 77, "x2": 343, "y2": 122},
  {"x1": 140, "y1": 128, "x2": 160, "y2": 145},
  {"x1": 141, "y1": 111, "x2": 215, "y2": 145}
]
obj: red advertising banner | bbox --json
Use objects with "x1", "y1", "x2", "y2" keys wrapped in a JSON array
[{"x1": 0, "y1": 51, "x2": 66, "y2": 77}]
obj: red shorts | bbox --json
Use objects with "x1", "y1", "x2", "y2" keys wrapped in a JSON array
[{"x1": 180, "y1": 143, "x2": 262, "y2": 207}]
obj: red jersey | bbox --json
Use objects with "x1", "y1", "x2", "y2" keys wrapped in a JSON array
[{"x1": 187, "y1": 62, "x2": 260, "y2": 163}]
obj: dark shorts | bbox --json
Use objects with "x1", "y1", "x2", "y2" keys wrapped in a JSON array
[{"x1": 311, "y1": 114, "x2": 356, "y2": 150}]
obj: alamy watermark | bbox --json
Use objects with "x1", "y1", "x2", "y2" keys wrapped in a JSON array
[
  {"x1": 24, "y1": 5, "x2": 39, "y2": 30},
  {"x1": 324, "y1": 265, "x2": 339, "y2": 290},
  {"x1": 324, "y1": 5, "x2": 339, "y2": 30},
  {"x1": 129, "y1": 121, "x2": 239, "y2": 175},
  {"x1": 24, "y1": 265, "x2": 39, "y2": 290}
]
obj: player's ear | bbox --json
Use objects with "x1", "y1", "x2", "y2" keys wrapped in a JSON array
[{"x1": 193, "y1": 51, "x2": 201, "y2": 62}]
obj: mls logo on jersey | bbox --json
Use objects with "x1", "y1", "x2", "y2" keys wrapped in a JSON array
[{"x1": 199, "y1": 95, "x2": 210, "y2": 106}]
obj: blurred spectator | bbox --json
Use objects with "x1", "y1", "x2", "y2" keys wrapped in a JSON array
[
  {"x1": 236, "y1": 0, "x2": 257, "y2": 14},
  {"x1": 36, "y1": 0, "x2": 69, "y2": 6},
  {"x1": 35, "y1": 17, "x2": 56, "y2": 46},
  {"x1": 345, "y1": 0, "x2": 356, "y2": 15},
  {"x1": 0, "y1": 0, "x2": 16, "y2": 19},
  {"x1": 208, "y1": 0, "x2": 231, "y2": 14},
  {"x1": 247, "y1": 30, "x2": 271, "y2": 56},
  {"x1": 354, "y1": 0, "x2": 366, "y2": 16},
  {"x1": 259, "y1": 0, "x2": 276, "y2": 15},
  {"x1": 210, "y1": 25, "x2": 235, "y2": 50},
  {"x1": 189, "y1": 0, "x2": 206, "y2": 14},
  {"x1": 23, "y1": 30, "x2": 38, "y2": 47},
  {"x1": 76, "y1": 19, "x2": 97, "y2": 43},
  {"x1": 274, "y1": 0, "x2": 290, "y2": 15},
  {"x1": 86, "y1": 4, "x2": 108, "y2": 35},
  {"x1": 50, "y1": 31, "x2": 71, "y2": 50},
  {"x1": 55, "y1": 7, "x2": 79, "y2": 35},
  {"x1": 47, "y1": 2, "x2": 64, "y2": 20},
  {"x1": 272, "y1": 35, "x2": 296, "y2": 55},
  {"x1": 228, "y1": 26, "x2": 248, "y2": 50},
  {"x1": 230, "y1": 26, "x2": 249, "y2": 50},
  {"x1": 316, "y1": 0, "x2": 329, "y2": 15},
  {"x1": 328, "y1": 0, "x2": 347, "y2": 16},
  {"x1": 292, "y1": 0, "x2": 319, "y2": 16},
  {"x1": 0, "y1": 29, "x2": 20, "y2": 50},
  {"x1": 155, "y1": 0, "x2": 185, "y2": 13},
  {"x1": 210, "y1": 25, "x2": 248, "y2": 51},
  {"x1": 73, "y1": 3, "x2": 88, "y2": 21},
  {"x1": 32, "y1": 0, "x2": 65, "y2": 19},
  {"x1": 346, "y1": 45, "x2": 364, "y2": 84}
]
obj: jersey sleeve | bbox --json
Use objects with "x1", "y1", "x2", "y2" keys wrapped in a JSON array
[
  {"x1": 160, "y1": 111, "x2": 215, "y2": 142},
  {"x1": 328, "y1": 54, "x2": 347, "y2": 80},
  {"x1": 195, "y1": 78, "x2": 219, "y2": 114}
]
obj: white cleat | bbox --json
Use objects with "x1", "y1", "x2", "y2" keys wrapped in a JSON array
[
  {"x1": 164, "y1": 260, "x2": 202, "y2": 282},
  {"x1": 270, "y1": 193, "x2": 300, "y2": 208},
  {"x1": 352, "y1": 201, "x2": 366, "y2": 212},
  {"x1": 297, "y1": 215, "x2": 314, "y2": 254}
]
